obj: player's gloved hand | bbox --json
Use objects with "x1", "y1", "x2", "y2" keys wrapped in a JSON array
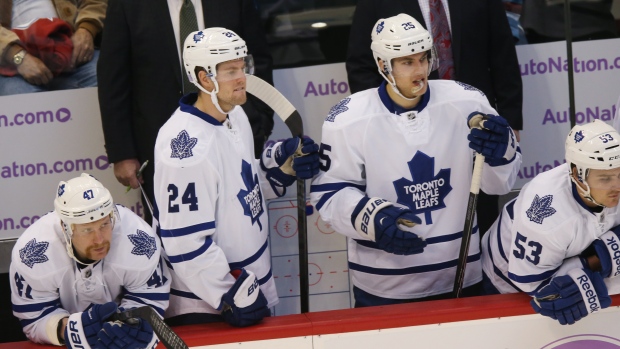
[
  {"x1": 65, "y1": 302, "x2": 118, "y2": 349},
  {"x1": 97, "y1": 317, "x2": 158, "y2": 349},
  {"x1": 589, "y1": 226, "x2": 620, "y2": 278},
  {"x1": 530, "y1": 268, "x2": 611, "y2": 325},
  {"x1": 261, "y1": 136, "x2": 319, "y2": 196},
  {"x1": 352, "y1": 197, "x2": 426, "y2": 255},
  {"x1": 221, "y1": 269, "x2": 271, "y2": 327},
  {"x1": 467, "y1": 113, "x2": 517, "y2": 166}
]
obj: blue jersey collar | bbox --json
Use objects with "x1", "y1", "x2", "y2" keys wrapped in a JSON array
[
  {"x1": 378, "y1": 80, "x2": 431, "y2": 114},
  {"x1": 179, "y1": 93, "x2": 223, "y2": 126}
]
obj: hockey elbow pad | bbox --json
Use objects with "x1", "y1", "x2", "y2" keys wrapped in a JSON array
[
  {"x1": 530, "y1": 268, "x2": 611, "y2": 325},
  {"x1": 221, "y1": 269, "x2": 270, "y2": 327}
]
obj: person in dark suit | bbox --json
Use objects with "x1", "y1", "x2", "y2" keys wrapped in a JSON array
[
  {"x1": 346, "y1": 0, "x2": 523, "y2": 235},
  {"x1": 97, "y1": 0, "x2": 274, "y2": 223}
]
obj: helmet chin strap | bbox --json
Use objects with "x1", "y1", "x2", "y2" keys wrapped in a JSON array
[
  {"x1": 196, "y1": 79, "x2": 230, "y2": 116},
  {"x1": 60, "y1": 222, "x2": 99, "y2": 266},
  {"x1": 570, "y1": 172, "x2": 607, "y2": 208}
]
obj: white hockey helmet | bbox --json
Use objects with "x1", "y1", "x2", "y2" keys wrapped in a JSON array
[
  {"x1": 183, "y1": 28, "x2": 254, "y2": 112},
  {"x1": 54, "y1": 173, "x2": 116, "y2": 262},
  {"x1": 370, "y1": 13, "x2": 437, "y2": 80},
  {"x1": 566, "y1": 120, "x2": 620, "y2": 204}
]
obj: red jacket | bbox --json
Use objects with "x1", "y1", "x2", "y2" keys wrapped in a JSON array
[{"x1": 0, "y1": 18, "x2": 73, "y2": 77}]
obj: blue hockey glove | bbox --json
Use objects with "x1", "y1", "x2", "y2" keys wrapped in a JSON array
[
  {"x1": 352, "y1": 197, "x2": 426, "y2": 255},
  {"x1": 530, "y1": 268, "x2": 611, "y2": 325},
  {"x1": 65, "y1": 302, "x2": 118, "y2": 349},
  {"x1": 221, "y1": 269, "x2": 271, "y2": 327},
  {"x1": 97, "y1": 317, "x2": 158, "y2": 349},
  {"x1": 261, "y1": 137, "x2": 320, "y2": 196},
  {"x1": 589, "y1": 226, "x2": 620, "y2": 278},
  {"x1": 467, "y1": 113, "x2": 517, "y2": 166}
]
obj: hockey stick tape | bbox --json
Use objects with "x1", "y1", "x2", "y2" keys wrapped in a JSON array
[
  {"x1": 354, "y1": 197, "x2": 392, "y2": 241},
  {"x1": 567, "y1": 268, "x2": 603, "y2": 314},
  {"x1": 468, "y1": 113, "x2": 487, "y2": 129}
]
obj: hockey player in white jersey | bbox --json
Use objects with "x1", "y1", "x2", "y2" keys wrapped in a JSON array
[
  {"x1": 481, "y1": 120, "x2": 620, "y2": 325},
  {"x1": 153, "y1": 28, "x2": 319, "y2": 326},
  {"x1": 310, "y1": 13, "x2": 521, "y2": 306},
  {"x1": 10, "y1": 173, "x2": 169, "y2": 348}
]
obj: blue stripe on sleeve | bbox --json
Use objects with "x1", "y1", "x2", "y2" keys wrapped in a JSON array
[
  {"x1": 349, "y1": 253, "x2": 480, "y2": 275},
  {"x1": 123, "y1": 295, "x2": 165, "y2": 317},
  {"x1": 228, "y1": 239, "x2": 269, "y2": 270},
  {"x1": 160, "y1": 221, "x2": 216, "y2": 238},
  {"x1": 12, "y1": 299, "x2": 60, "y2": 313},
  {"x1": 505, "y1": 199, "x2": 516, "y2": 220},
  {"x1": 508, "y1": 267, "x2": 558, "y2": 284},
  {"x1": 171, "y1": 288, "x2": 202, "y2": 300},
  {"x1": 258, "y1": 269, "x2": 272, "y2": 286},
  {"x1": 19, "y1": 305, "x2": 60, "y2": 327},
  {"x1": 125, "y1": 291, "x2": 169, "y2": 301},
  {"x1": 495, "y1": 211, "x2": 509, "y2": 263},
  {"x1": 486, "y1": 231, "x2": 521, "y2": 292},
  {"x1": 167, "y1": 237, "x2": 213, "y2": 263},
  {"x1": 311, "y1": 182, "x2": 367, "y2": 211}
]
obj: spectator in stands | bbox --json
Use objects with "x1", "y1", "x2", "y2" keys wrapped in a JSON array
[
  {"x1": 346, "y1": 0, "x2": 523, "y2": 238},
  {"x1": 97, "y1": 0, "x2": 274, "y2": 224},
  {"x1": 504, "y1": 0, "x2": 528, "y2": 45},
  {"x1": 0, "y1": 0, "x2": 104, "y2": 96},
  {"x1": 521, "y1": 0, "x2": 617, "y2": 44}
]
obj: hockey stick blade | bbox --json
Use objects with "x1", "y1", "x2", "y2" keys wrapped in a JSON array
[
  {"x1": 246, "y1": 74, "x2": 310, "y2": 313},
  {"x1": 110, "y1": 306, "x2": 189, "y2": 349}
]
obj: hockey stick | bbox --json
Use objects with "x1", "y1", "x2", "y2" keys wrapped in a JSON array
[
  {"x1": 109, "y1": 306, "x2": 189, "y2": 349},
  {"x1": 452, "y1": 114, "x2": 486, "y2": 298},
  {"x1": 245, "y1": 74, "x2": 310, "y2": 313}
]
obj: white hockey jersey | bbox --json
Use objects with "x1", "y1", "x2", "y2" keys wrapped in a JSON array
[
  {"x1": 154, "y1": 94, "x2": 279, "y2": 318},
  {"x1": 10, "y1": 206, "x2": 170, "y2": 344},
  {"x1": 482, "y1": 163, "x2": 620, "y2": 294},
  {"x1": 310, "y1": 80, "x2": 521, "y2": 299}
]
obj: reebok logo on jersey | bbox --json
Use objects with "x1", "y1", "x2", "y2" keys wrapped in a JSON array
[
  {"x1": 393, "y1": 151, "x2": 452, "y2": 225},
  {"x1": 575, "y1": 273, "x2": 601, "y2": 313},
  {"x1": 605, "y1": 235, "x2": 620, "y2": 277},
  {"x1": 526, "y1": 194, "x2": 556, "y2": 224}
]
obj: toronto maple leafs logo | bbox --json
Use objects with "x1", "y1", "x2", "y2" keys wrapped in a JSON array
[
  {"x1": 393, "y1": 152, "x2": 452, "y2": 225},
  {"x1": 456, "y1": 82, "x2": 485, "y2": 97},
  {"x1": 526, "y1": 194, "x2": 556, "y2": 224},
  {"x1": 170, "y1": 130, "x2": 198, "y2": 160},
  {"x1": 574, "y1": 130, "x2": 584, "y2": 143},
  {"x1": 58, "y1": 184, "x2": 65, "y2": 197},
  {"x1": 376, "y1": 21, "x2": 385, "y2": 34},
  {"x1": 237, "y1": 160, "x2": 264, "y2": 230},
  {"x1": 128, "y1": 230, "x2": 157, "y2": 259},
  {"x1": 19, "y1": 239, "x2": 49, "y2": 268},
  {"x1": 326, "y1": 97, "x2": 351, "y2": 122},
  {"x1": 193, "y1": 31, "x2": 204, "y2": 43}
]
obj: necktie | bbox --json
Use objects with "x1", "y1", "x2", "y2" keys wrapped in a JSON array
[
  {"x1": 179, "y1": 0, "x2": 199, "y2": 94},
  {"x1": 429, "y1": 0, "x2": 454, "y2": 80}
]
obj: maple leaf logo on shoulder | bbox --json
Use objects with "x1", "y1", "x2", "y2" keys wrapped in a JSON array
[
  {"x1": 193, "y1": 31, "x2": 205, "y2": 43},
  {"x1": 393, "y1": 152, "x2": 452, "y2": 225},
  {"x1": 128, "y1": 230, "x2": 157, "y2": 259},
  {"x1": 170, "y1": 130, "x2": 198, "y2": 160},
  {"x1": 326, "y1": 97, "x2": 351, "y2": 122},
  {"x1": 456, "y1": 82, "x2": 485, "y2": 97},
  {"x1": 376, "y1": 21, "x2": 385, "y2": 34},
  {"x1": 237, "y1": 160, "x2": 264, "y2": 230},
  {"x1": 19, "y1": 238, "x2": 49, "y2": 268},
  {"x1": 574, "y1": 130, "x2": 585, "y2": 143},
  {"x1": 58, "y1": 184, "x2": 65, "y2": 197},
  {"x1": 526, "y1": 194, "x2": 556, "y2": 224}
]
